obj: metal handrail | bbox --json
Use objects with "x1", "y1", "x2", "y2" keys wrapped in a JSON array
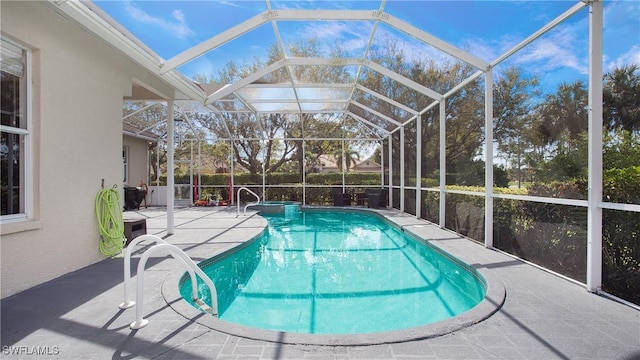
[
  {"x1": 120, "y1": 234, "x2": 204, "y2": 313},
  {"x1": 129, "y1": 243, "x2": 218, "y2": 330},
  {"x1": 237, "y1": 186, "x2": 261, "y2": 216},
  {"x1": 120, "y1": 234, "x2": 167, "y2": 309}
]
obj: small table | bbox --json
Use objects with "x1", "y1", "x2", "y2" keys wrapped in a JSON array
[{"x1": 356, "y1": 192, "x2": 367, "y2": 206}]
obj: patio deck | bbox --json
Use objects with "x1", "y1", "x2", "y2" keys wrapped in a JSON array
[{"x1": 1, "y1": 206, "x2": 639, "y2": 360}]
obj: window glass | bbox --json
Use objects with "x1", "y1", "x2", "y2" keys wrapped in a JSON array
[{"x1": 1, "y1": 38, "x2": 28, "y2": 218}]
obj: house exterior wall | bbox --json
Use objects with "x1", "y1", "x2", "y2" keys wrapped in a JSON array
[
  {"x1": 353, "y1": 160, "x2": 381, "y2": 173},
  {"x1": 123, "y1": 135, "x2": 150, "y2": 188},
  {"x1": 0, "y1": 2, "x2": 174, "y2": 298}
]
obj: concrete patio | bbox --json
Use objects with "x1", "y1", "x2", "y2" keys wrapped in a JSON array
[{"x1": 1, "y1": 206, "x2": 639, "y2": 359}]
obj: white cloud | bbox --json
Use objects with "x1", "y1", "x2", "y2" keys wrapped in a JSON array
[
  {"x1": 470, "y1": 1, "x2": 638, "y2": 76},
  {"x1": 218, "y1": 1, "x2": 246, "y2": 9},
  {"x1": 296, "y1": 20, "x2": 458, "y2": 65},
  {"x1": 466, "y1": 14, "x2": 589, "y2": 76},
  {"x1": 123, "y1": 1, "x2": 194, "y2": 40},
  {"x1": 606, "y1": 45, "x2": 640, "y2": 71},
  {"x1": 463, "y1": 34, "x2": 522, "y2": 63},
  {"x1": 297, "y1": 21, "x2": 372, "y2": 56},
  {"x1": 513, "y1": 36, "x2": 588, "y2": 75}
]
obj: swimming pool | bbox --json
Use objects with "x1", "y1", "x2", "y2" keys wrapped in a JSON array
[{"x1": 178, "y1": 209, "x2": 492, "y2": 338}]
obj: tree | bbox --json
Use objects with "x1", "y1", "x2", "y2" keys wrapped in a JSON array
[
  {"x1": 493, "y1": 66, "x2": 540, "y2": 187},
  {"x1": 602, "y1": 65, "x2": 640, "y2": 171},
  {"x1": 356, "y1": 37, "x2": 486, "y2": 184},
  {"x1": 334, "y1": 145, "x2": 360, "y2": 172},
  {"x1": 525, "y1": 81, "x2": 588, "y2": 182},
  {"x1": 603, "y1": 64, "x2": 640, "y2": 133},
  {"x1": 536, "y1": 81, "x2": 588, "y2": 149}
]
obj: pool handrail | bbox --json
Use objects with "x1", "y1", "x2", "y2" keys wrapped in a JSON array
[
  {"x1": 237, "y1": 186, "x2": 261, "y2": 216},
  {"x1": 129, "y1": 243, "x2": 218, "y2": 330},
  {"x1": 121, "y1": 235, "x2": 200, "y2": 314},
  {"x1": 120, "y1": 234, "x2": 168, "y2": 309}
]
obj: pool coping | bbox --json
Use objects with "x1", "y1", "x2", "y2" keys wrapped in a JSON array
[{"x1": 162, "y1": 207, "x2": 507, "y2": 346}]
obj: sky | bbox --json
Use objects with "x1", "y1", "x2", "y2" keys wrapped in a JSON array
[{"x1": 94, "y1": 0, "x2": 640, "y2": 96}]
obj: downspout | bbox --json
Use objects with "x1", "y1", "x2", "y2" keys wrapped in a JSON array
[
  {"x1": 167, "y1": 100, "x2": 175, "y2": 234},
  {"x1": 416, "y1": 114, "x2": 422, "y2": 218},
  {"x1": 439, "y1": 101, "x2": 446, "y2": 228}
]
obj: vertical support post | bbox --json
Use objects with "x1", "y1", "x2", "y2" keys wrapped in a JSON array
[
  {"x1": 167, "y1": 100, "x2": 175, "y2": 234},
  {"x1": 260, "y1": 117, "x2": 266, "y2": 201},
  {"x1": 189, "y1": 141, "x2": 193, "y2": 204},
  {"x1": 388, "y1": 133, "x2": 393, "y2": 208},
  {"x1": 146, "y1": 141, "x2": 151, "y2": 187},
  {"x1": 439, "y1": 101, "x2": 446, "y2": 228},
  {"x1": 400, "y1": 125, "x2": 405, "y2": 212},
  {"x1": 587, "y1": 0, "x2": 603, "y2": 292},
  {"x1": 301, "y1": 114, "x2": 306, "y2": 205},
  {"x1": 302, "y1": 138, "x2": 306, "y2": 205},
  {"x1": 262, "y1": 142, "x2": 266, "y2": 201},
  {"x1": 341, "y1": 137, "x2": 346, "y2": 191},
  {"x1": 379, "y1": 140, "x2": 384, "y2": 189},
  {"x1": 198, "y1": 140, "x2": 202, "y2": 201},
  {"x1": 416, "y1": 114, "x2": 422, "y2": 218},
  {"x1": 485, "y1": 69, "x2": 494, "y2": 248},
  {"x1": 229, "y1": 140, "x2": 234, "y2": 205},
  {"x1": 156, "y1": 141, "x2": 161, "y2": 187}
]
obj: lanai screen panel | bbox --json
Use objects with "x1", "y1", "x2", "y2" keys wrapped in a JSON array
[
  {"x1": 276, "y1": 20, "x2": 375, "y2": 60},
  {"x1": 420, "y1": 107, "x2": 440, "y2": 185},
  {"x1": 343, "y1": 116, "x2": 385, "y2": 141},
  {"x1": 211, "y1": 93, "x2": 251, "y2": 113},
  {"x1": 177, "y1": 20, "x2": 280, "y2": 77},
  {"x1": 357, "y1": 66, "x2": 433, "y2": 121},
  {"x1": 225, "y1": 114, "x2": 264, "y2": 140},
  {"x1": 347, "y1": 101, "x2": 399, "y2": 133},
  {"x1": 303, "y1": 113, "x2": 343, "y2": 139},
  {"x1": 351, "y1": 87, "x2": 413, "y2": 124}
]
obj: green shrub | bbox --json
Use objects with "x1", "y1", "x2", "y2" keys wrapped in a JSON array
[
  {"x1": 604, "y1": 166, "x2": 640, "y2": 203},
  {"x1": 602, "y1": 166, "x2": 640, "y2": 305},
  {"x1": 527, "y1": 179, "x2": 587, "y2": 200}
]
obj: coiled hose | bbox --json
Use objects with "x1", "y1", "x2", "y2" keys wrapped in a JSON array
[{"x1": 95, "y1": 187, "x2": 126, "y2": 257}]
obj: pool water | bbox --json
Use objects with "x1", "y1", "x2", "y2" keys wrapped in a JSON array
[{"x1": 180, "y1": 210, "x2": 486, "y2": 334}]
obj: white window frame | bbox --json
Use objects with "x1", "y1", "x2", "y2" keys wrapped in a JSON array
[{"x1": 1, "y1": 37, "x2": 32, "y2": 224}]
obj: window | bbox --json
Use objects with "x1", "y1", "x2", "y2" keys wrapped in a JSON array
[{"x1": 1, "y1": 38, "x2": 31, "y2": 222}]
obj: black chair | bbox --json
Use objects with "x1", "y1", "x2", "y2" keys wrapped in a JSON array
[
  {"x1": 365, "y1": 188, "x2": 388, "y2": 209},
  {"x1": 123, "y1": 186, "x2": 147, "y2": 210},
  {"x1": 332, "y1": 187, "x2": 352, "y2": 206}
]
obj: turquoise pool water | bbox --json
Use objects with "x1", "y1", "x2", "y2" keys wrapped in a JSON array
[{"x1": 179, "y1": 210, "x2": 486, "y2": 334}]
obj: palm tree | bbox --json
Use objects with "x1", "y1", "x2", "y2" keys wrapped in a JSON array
[
  {"x1": 604, "y1": 64, "x2": 640, "y2": 133},
  {"x1": 334, "y1": 147, "x2": 360, "y2": 172},
  {"x1": 537, "y1": 80, "x2": 588, "y2": 149}
]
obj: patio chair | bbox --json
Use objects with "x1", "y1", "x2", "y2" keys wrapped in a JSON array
[
  {"x1": 365, "y1": 188, "x2": 387, "y2": 209},
  {"x1": 332, "y1": 187, "x2": 352, "y2": 206}
]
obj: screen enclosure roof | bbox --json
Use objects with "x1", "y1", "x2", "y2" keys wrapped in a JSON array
[{"x1": 47, "y1": 0, "x2": 592, "y2": 140}]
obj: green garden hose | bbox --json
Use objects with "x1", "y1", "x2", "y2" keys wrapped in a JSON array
[{"x1": 95, "y1": 186, "x2": 126, "y2": 257}]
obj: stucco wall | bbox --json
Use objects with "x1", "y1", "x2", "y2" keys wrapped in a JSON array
[
  {"x1": 123, "y1": 135, "x2": 150, "y2": 188},
  {"x1": 0, "y1": 2, "x2": 174, "y2": 298}
]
